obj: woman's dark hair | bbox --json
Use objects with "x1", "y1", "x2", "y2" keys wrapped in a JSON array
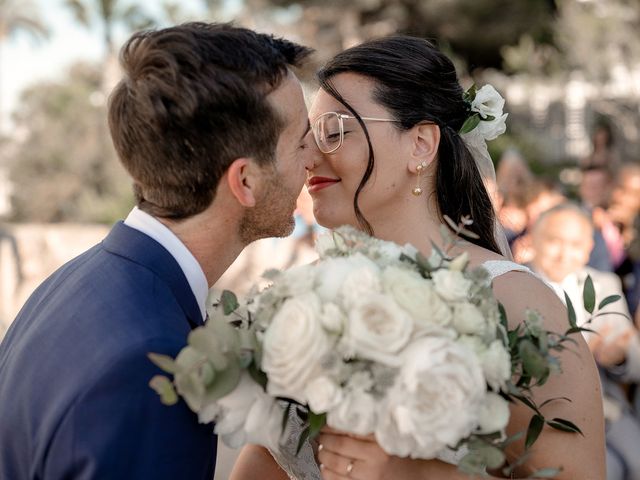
[{"x1": 317, "y1": 35, "x2": 501, "y2": 254}]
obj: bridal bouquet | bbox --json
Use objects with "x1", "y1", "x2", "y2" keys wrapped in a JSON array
[{"x1": 149, "y1": 221, "x2": 610, "y2": 476}]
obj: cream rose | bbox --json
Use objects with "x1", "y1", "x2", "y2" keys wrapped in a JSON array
[
  {"x1": 432, "y1": 269, "x2": 473, "y2": 303},
  {"x1": 344, "y1": 293, "x2": 413, "y2": 366},
  {"x1": 305, "y1": 376, "x2": 343, "y2": 414},
  {"x1": 320, "y1": 302, "x2": 345, "y2": 333},
  {"x1": 203, "y1": 373, "x2": 285, "y2": 451},
  {"x1": 315, "y1": 254, "x2": 375, "y2": 303},
  {"x1": 382, "y1": 267, "x2": 453, "y2": 332},
  {"x1": 452, "y1": 303, "x2": 487, "y2": 336},
  {"x1": 262, "y1": 293, "x2": 331, "y2": 403},
  {"x1": 375, "y1": 337, "x2": 486, "y2": 458},
  {"x1": 477, "y1": 392, "x2": 510, "y2": 434},
  {"x1": 340, "y1": 259, "x2": 382, "y2": 308},
  {"x1": 472, "y1": 85, "x2": 505, "y2": 120},
  {"x1": 481, "y1": 340, "x2": 512, "y2": 391},
  {"x1": 327, "y1": 389, "x2": 378, "y2": 435}
]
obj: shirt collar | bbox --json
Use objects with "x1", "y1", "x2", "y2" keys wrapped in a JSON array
[{"x1": 124, "y1": 207, "x2": 208, "y2": 321}]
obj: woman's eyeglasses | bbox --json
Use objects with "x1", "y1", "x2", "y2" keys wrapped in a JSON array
[{"x1": 311, "y1": 112, "x2": 399, "y2": 154}]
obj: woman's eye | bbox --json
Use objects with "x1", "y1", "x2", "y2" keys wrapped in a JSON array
[{"x1": 326, "y1": 132, "x2": 341, "y2": 141}]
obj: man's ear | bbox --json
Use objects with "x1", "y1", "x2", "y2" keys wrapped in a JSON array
[
  {"x1": 226, "y1": 158, "x2": 258, "y2": 207},
  {"x1": 408, "y1": 123, "x2": 440, "y2": 172}
]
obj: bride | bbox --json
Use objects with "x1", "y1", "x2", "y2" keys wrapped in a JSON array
[{"x1": 230, "y1": 35, "x2": 605, "y2": 479}]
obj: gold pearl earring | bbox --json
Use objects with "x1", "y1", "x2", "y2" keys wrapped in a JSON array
[{"x1": 412, "y1": 162, "x2": 427, "y2": 196}]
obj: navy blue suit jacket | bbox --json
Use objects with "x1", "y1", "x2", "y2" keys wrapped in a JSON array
[{"x1": 0, "y1": 222, "x2": 217, "y2": 479}]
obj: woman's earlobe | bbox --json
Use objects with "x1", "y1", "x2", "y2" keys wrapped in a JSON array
[{"x1": 226, "y1": 158, "x2": 257, "y2": 207}]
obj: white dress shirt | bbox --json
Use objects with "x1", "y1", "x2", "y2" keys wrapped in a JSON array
[{"x1": 124, "y1": 207, "x2": 208, "y2": 321}]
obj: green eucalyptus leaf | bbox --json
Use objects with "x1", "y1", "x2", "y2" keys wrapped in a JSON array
[
  {"x1": 221, "y1": 290, "x2": 240, "y2": 315},
  {"x1": 519, "y1": 340, "x2": 549, "y2": 379},
  {"x1": 308, "y1": 412, "x2": 327, "y2": 441},
  {"x1": 460, "y1": 114, "x2": 481, "y2": 134},
  {"x1": 458, "y1": 452, "x2": 487, "y2": 476},
  {"x1": 188, "y1": 328, "x2": 229, "y2": 370},
  {"x1": 583, "y1": 276, "x2": 596, "y2": 314},
  {"x1": 547, "y1": 417, "x2": 583, "y2": 435},
  {"x1": 281, "y1": 403, "x2": 293, "y2": 437},
  {"x1": 296, "y1": 426, "x2": 311, "y2": 455},
  {"x1": 149, "y1": 375, "x2": 178, "y2": 405},
  {"x1": 478, "y1": 443, "x2": 506, "y2": 469},
  {"x1": 599, "y1": 295, "x2": 622, "y2": 310},
  {"x1": 564, "y1": 292, "x2": 578, "y2": 329},
  {"x1": 203, "y1": 360, "x2": 242, "y2": 403},
  {"x1": 525, "y1": 414, "x2": 545, "y2": 449},
  {"x1": 148, "y1": 352, "x2": 177, "y2": 374}
]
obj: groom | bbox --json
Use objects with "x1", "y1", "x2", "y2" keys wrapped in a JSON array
[{"x1": 0, "y1": 23, "x2": 314, "y2": 479}]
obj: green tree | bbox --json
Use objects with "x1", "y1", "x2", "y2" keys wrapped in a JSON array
[{"x1": 7, "y1": 62, "x2": 132, "y2": 223}]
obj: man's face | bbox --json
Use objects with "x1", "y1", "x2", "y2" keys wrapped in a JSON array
[
  {"x1": 531, "y1": 211, "x2": 593, "y2": 283},
  {"x1": 239, "y1": 72, "x2": 317, "y2": 243}
]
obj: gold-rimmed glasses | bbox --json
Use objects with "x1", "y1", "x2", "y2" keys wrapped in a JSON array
[{"x1": 311, "y1": 112, "x2": 399, "y2": 154}]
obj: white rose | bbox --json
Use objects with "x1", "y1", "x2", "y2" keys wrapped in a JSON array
[
  {"x1": 315, "y1": 254, "x2": 374, "y2": 302},
  {"x1": 320, "y1": 302, "x2": 345, "y2": 333},
  {"x1": 481, "y1": 340, "x2": 512, "y2": 391},
  {"x1": 305, "y1": 376, "x2": 343, "y2": 414},
  {"x1": 375, "y1": 337, "x2": 486, "y2": 459},
  {"x1": 340, "y1": 260, "x2": 382, "y2": 309},
  {"x1": 203, "y1": 373, "x2": 285, "y2": 451},
  {"x1": 315, "y1": 232, "x2": 337, "y2": 257},
  {"x1": 262, "y1": 293, "x2": 331, "y2": 403},
  {"x1": 471, "y1": 85, "x2": 505, "y2": 120},
  {"x1": 327, "y1": 389, "x2": 378, "y2": 435},
  {"x1": 477, "y1": 392, "x2": 510, "y2": 434},
  {"x1": 452, "y1": 303, "x2": 487, "y2": 336},
  {"x1": 344, "y1": 293, "x2": 413, "y2": 366},
  {"x1": 376, "y1": 240, "x2": 405, "y2": 263},
  {"x1": 432, "y1": 269, "x2": 472, "y2": 302},
  {"x1": 278, "y1": 264, "x2": 316, "y2": 297},
  {"x1": 476, "y1": 113, "x2": 508, "y2": 141},
  {"x1": 382, "y1": 267, "x2": 453, "y2": 333}
]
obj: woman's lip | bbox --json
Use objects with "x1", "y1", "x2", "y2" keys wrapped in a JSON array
[{"x1": 307, "y1": 179, "x2": 340, "y2": 192}]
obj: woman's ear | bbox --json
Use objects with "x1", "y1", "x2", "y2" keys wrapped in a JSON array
[
  {"x1": 226, "y1": 158, "x2": 258, "y2": 207},
  {"x1": 408, "y1": 123, "x2": 440, "y2": 172}
]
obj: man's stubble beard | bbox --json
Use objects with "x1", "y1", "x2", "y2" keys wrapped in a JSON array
[{"x1": 238, "y1": 168, "x2": 298, "y2": 245}]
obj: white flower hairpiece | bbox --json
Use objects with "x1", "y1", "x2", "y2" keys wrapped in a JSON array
[{"x1": 460, "y1": 84, "x2": 508, "y2": 141}]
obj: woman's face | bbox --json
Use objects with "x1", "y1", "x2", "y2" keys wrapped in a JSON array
[{"x1": 307, "y1": 73, "x2": 415, "y2": 230}]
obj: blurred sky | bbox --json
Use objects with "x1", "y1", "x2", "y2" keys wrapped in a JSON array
[{"x1": 1, "y1": 0, "x2": 208, "y2": 128}]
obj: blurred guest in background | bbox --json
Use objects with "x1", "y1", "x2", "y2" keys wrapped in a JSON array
[
  {"x1": 610, "y1": 164, "x2": 640, "y2": 320},
  {"x1": 511, "y1": 178, "x2": 566, "y2": 264},
  {"x1": 495, "y1": 149, "x2": 533, "y2": 242},
  {"x1": 529, "y1": 203, "x2": 640, "y2": 480}
]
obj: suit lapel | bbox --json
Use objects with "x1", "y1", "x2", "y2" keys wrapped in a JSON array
[{"x1": 102, "y1": 221, "x2": 204, "y2": 329}]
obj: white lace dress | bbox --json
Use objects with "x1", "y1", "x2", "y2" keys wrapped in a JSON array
[{"x1": 270, "y1": 260, "x2": 532, "y2": 480}]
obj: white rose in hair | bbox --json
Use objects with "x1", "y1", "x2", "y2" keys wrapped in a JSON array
[
  {"x1": 452, "y1": 303, "x2": 487, "y2": 336},
  {"x1": 262, "y1": 293, "x2": 331, "y2": 403},
  {"x1": 432, "y1": 269, "x2": 472, "y2": 302},
  {"x1": 327, "y1": 389, "x2": 377, "y2": 436},
  {"x1": 375, "y1": 337, "x2": 486, "y2": 458},
  {"x1": 305, "y1": 376, "x2": 343, "y2": 414},
  {"x1": 481, "y1": 340, "x2": 512, "y2": 391},
  {"x1": 344, "y1": 293, "x2": 413, "y2": 367},
  {"x1": 471, "y1": 85, "x2": 505, "y2": 120},
  {"x1": 477, "y1": 392, "x2": 510, "y2": 434},
  {"x1": 476, "y1": 113, "x2": 508, "y2": 141},
  {"x1": 382, "y1": 267, "x2": 453, "y2": 332},
  {"x1": 203, "y1": 373, "x2": 285, "y2": 451}
]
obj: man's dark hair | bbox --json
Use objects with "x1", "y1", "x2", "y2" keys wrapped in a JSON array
[{"x1": 108, "y1": 22, "x2": 312, "y2": 219}]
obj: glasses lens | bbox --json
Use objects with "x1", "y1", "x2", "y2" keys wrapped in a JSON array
[{"x1": 313, "y1": 113, "x2": 342, "y2": 153}]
